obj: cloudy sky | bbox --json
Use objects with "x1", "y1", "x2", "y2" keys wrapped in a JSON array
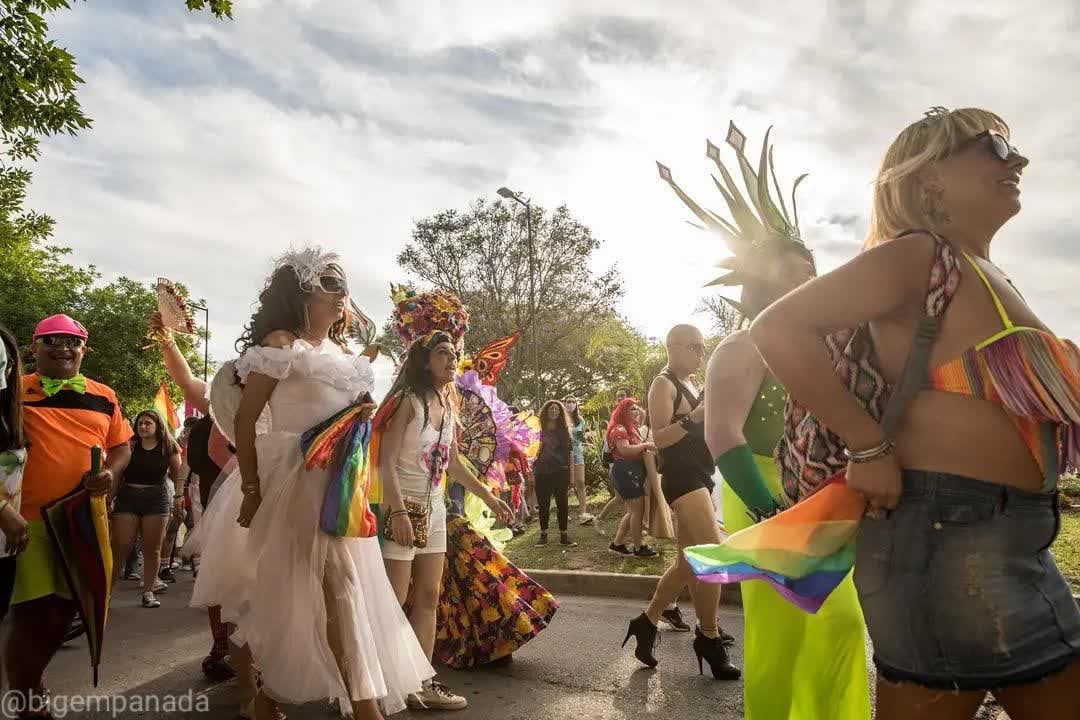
[{"x1": 27, "y1": 0, "x2": 1080, "y2": 394}]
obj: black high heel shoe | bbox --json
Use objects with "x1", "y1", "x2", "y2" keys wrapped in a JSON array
[
  {"x1": 692, "y1": 626, "x2": 740, "y2": 680},
  {"x1": 622, "y1": 613, "x2": 660, "y2": 668}
]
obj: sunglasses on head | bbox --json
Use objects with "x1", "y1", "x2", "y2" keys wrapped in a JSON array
[
  {"x1": 39, "y1": 335, "x2": 85, "y2": 349},
  {"x1": 958, "y1": 130, "x2": 1021, "y2": 162}
]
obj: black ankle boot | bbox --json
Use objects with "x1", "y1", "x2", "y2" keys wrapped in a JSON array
[
  {"x1": 692, "y1": 626, "x2": 740, "y2": 680},
  {"x1": 622, "y1": 613, "x2": 660, "y2": 668}
]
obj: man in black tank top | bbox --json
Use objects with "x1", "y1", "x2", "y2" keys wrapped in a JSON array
[{"x1": 621, "y1": 324, "x2": 739, "y2": 680}]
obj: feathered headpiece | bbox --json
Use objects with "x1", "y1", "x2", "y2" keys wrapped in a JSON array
[
  {"x1": 657, "y1": 121, "x2": 812, "y2": 318},
  {"x1": 274, "y1": 246, "x2": 342, "y2": 292},
  {"x1": 390, "y1": 284, "x2": 470, "y2": 351}
]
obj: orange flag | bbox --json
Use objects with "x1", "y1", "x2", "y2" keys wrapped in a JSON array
[{"x1": 153, "y1": 383, "x2": 180, "y2": 431}]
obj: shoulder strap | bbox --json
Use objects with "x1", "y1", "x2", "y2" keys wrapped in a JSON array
[
  {"x1": 880, "y1": 230, "x2": 962, "y2": 436},
  {"x1": 960, "y1": 252, "x2": 1014, "y2": 330},
  {"x1": 663, "y1": 370, "x2": 699, "y2": 420}
]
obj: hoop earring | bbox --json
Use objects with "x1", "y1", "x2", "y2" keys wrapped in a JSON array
[{"x1": 921, "y1": 186, "x2": 950, "y2": 228}]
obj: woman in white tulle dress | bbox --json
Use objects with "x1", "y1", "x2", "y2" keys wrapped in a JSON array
[{"x1": 191, "y1": 249, "x2": 432, "y2": 720}]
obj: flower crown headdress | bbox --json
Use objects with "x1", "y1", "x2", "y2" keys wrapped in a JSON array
[
  {"x1": 656, "y1": 121, "x2": 813, "y2": 318},
  {"x1": 390, "y1": 284, "x2": 470, "y2": 351}
]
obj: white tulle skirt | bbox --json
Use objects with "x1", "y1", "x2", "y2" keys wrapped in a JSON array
[{"x1": 190, "y1": 431, "x2": 433, "y2": 714}]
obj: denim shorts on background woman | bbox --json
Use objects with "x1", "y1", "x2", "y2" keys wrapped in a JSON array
[
  {"x1": 112, "y1": 483, "x2": 172, "y2": 517},
  {"x1": 855, "y1": 469, "x2": 1080, "y2": 690}
]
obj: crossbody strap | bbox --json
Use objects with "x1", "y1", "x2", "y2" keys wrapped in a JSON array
[
  {"x1": 423, "y1": 393, "x2": 449, "y2": 508},
  {"x1": 880, "y1": 230, "x2": 961, "y2": 436}
]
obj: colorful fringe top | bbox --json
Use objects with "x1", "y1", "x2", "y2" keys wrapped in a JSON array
[{"x1": 928, "y1": 253, "x2": 1080, "y2": 490}]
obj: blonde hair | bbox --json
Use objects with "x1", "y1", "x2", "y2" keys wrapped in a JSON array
[{"x1": 865, "y1": 108, "x2": 1009, "y2": 249}]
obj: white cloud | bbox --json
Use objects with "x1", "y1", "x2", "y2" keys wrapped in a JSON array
[{"x1": 23, "y1": 0, "x2": 1080, "y2": 396}]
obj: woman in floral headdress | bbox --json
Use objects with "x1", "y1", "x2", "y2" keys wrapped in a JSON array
[{"x1": 369, "y1": 286, "x2": 513, "y2": 712}]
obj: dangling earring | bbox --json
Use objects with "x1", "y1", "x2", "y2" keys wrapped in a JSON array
[
  {"x1": 302, "y1": 303, "x2": 311, "y2": 331},
  {"x1": 921, "y1": 185, "x2": 950, "y2": 228}
]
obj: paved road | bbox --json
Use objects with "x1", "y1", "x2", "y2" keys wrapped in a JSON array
[
  {"x1": 9, "y1": 576, "x2": 1009, "y2": 719},
  {"x1": 23, "y1": 578, "x2": 746, "y2": 719}
]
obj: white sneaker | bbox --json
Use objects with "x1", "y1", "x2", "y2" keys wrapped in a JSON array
[
  {"x1": 142, "y1": 591, "x2": 160, "y2": 608},
  {"x1": 579, "y1": 512, "x2": 595, "y2": 526},
  {"x1": 406, "y1": 681, "x2": 468, "y2": 711},
  {"x1": 152, "y1": 579, "x2": 168, "y2": 593}
]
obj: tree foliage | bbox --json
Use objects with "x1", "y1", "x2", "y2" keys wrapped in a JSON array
[
  {"x1": 696, "y1": 294, "x2": 746, "y2": 339},
  {"x1": 394, "y1": 198, "x2": 629, "y2": 407},
  {"x1": 0, "y1": 0, "x2": 227, "y2": 414},
  {"x1": 0, "y1": 233, "x2": 207, "y2": 415}
]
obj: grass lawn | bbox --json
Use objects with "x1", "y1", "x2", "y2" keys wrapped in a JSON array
[
  {"x1": 1054, "y1": 508, "x2": 1080, "y2": 592},
  {"x1": 502, "y1": 494, "x2": 678, "y2": 574}
]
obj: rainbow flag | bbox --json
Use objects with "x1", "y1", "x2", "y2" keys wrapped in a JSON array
[
  {"x1": 303, "y1": 403, "x2": 378, "y2": 538},
  {"x1": 153, "y1": 383, "x2": 180, "y2": 431},
  {"x1": 684, "y1": 477, "x2": 865, "y2": 614}
]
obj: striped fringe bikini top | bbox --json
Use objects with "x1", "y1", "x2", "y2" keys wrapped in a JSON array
[{"x1": 927, "y1": 249, "x2": 1080, "y2": 490}]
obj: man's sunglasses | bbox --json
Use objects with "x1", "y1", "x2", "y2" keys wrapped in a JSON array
[
  {"x1": 958, "y1": 130, "x2": 1022, "y2": 162},
  {"x1": 38, "y1": 336, "x2": 85, "y2": 349}
]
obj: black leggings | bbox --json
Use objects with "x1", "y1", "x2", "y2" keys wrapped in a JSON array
[{"x1": 534, "y1": 470, "x2": 570, "y2": 533}]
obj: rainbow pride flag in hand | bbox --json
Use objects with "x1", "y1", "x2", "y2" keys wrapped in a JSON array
[{"x1": 684, "y1": 478, "x2": 866, "y2": 614}]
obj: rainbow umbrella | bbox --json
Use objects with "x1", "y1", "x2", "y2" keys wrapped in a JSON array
[{"x1": 40, "y1": 448, "x2": 112, "y2": 686}]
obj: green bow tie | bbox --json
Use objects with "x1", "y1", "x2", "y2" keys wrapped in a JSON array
[{"x1": 40, "y1": 375, "x2": 86, "y2": 397}]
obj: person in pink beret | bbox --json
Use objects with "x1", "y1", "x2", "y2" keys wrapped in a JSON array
[{"x1": 6, "y1": 315, "x2": 132, "y2": 718}]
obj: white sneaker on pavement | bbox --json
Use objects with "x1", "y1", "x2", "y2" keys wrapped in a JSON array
[{"x1": 406, "y1": 680, "x2": 468, "y2": 711}]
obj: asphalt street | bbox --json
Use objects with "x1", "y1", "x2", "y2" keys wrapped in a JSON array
[{"x1": 4, "y1": 575, "x2": 1010, "y2": 719}]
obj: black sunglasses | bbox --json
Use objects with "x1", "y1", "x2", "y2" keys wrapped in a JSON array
[
  {"x1": 958, "y1": 130, "x2": 1022, "y2": 162},
  {"x1": 39, "y1": 336, "x2": 85, "y2": 349}
]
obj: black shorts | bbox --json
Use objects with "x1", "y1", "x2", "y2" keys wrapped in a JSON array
[
  {"x1": 113, "y1": 484, "x2": 172, "y2": 517},
  {"x1": 661, "y1": 472, "x2": 714, "y2": 506},
  {"x1": 611, "y1": 460, "x2": 646, "y2": 500}
]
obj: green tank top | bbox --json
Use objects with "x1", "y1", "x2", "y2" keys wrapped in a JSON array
[{"x1": 743, "y1": 375, "x2": 787, "y2": 457}]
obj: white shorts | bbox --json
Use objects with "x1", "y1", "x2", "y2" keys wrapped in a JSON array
[{"x1": 381, "y1": 495, "x2": 447, "y2": 561}]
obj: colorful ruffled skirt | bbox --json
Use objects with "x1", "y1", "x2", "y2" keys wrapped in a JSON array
[{"x1": 434, "y1": 515, "x2": 558, "y2": 668}]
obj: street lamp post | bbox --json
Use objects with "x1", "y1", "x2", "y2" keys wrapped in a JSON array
[
  {"x1": 188, "y1": 302, "x2": 210, "y2": 382},
  {"x1": 497, "y1": 186, "x2": 541, "y2": 407}
]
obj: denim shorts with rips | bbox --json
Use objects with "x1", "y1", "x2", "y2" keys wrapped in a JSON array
[{"x1": 855, "y1": 469, "x2": 1080, "y2": 690}]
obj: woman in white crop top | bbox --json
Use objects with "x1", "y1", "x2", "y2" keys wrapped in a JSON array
[{"x1": 376, "y1": 331, "x2": 513, "y2": 711}]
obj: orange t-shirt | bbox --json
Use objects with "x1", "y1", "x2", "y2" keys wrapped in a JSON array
[{"x1": 20, "y1": 373, "x2": 133, "y2": 521}]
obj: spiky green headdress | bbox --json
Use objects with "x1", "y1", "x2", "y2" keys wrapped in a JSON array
[{"x1": 657, "y1": 121, "x2": 812, "y2": 318}]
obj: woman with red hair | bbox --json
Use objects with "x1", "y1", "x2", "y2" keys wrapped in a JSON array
[{"x1": 606, "y1": 399, "x2": 657, "y2": 558}]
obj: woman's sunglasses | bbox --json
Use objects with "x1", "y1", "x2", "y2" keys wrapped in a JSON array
[
  {"x1": 316, "y1": 274, "x2": 348, "y2": 295},
  {"x1": 39, "y1": 336, "x2": 86, "y2": 349},
  {"x1": 959, "y1": 130, "x2": 1022, "y2": 162}
]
